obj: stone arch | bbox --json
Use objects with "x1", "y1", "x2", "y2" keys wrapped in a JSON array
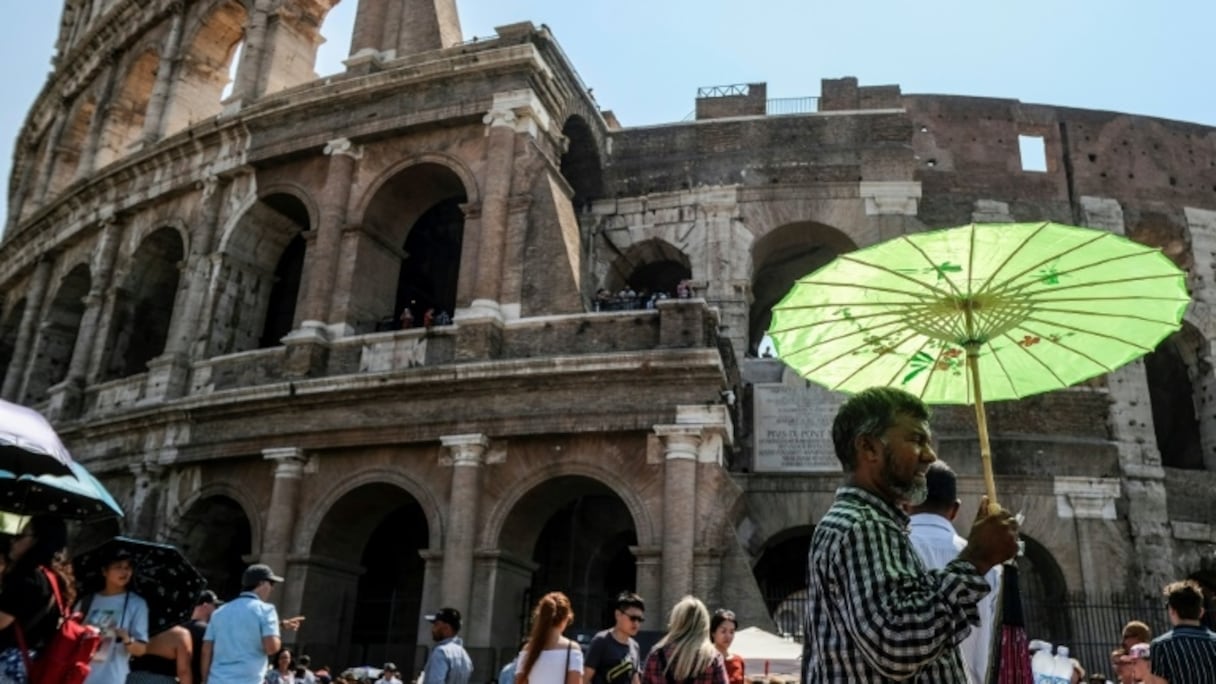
[
  {"x1": 260, "y1": 0, "x2": 343, "y2": 96},
  {"x1": 46, "y1": 94, "x2": 97, "y2": 197},
  {"x1": 0, "y1": 298, "x2": 26, "y2": 382},
  {"x1": 210, "y1": 191, "x2": 313, "y2": 355},
  {"x1": 298, "y1": 471, "x2": 436, "y2": 669},
  {"x1": 560, "y1": 115, "x2": 604, "y2": 212},
  {"x1": 751, "y1": 525, "x2": 814, "y2": 636},
  {"x1": 162, "y1": 0, "x2": 248, "y2": 137},
  {"x1": 95, "y1": 48, "x2": 159, "y2": 170},
  {"x1": 25, "y1": 263, "x2": 91, "y2": 403},
  {"x1": 1017, "y1": 532, "x2": 1071, "y2": 647},
  {"x1": 483, "y1": 461, "x2": 657, "y2": 550},
  {"x1": 497, "y1": 474, "x2": 641, "y2": 633},
  {"x1": 1144, "y1": 322, "x2": 1211, "y2": 470},
  {"x1": 166, "y1": 489, "x2": 259, "y2": 598},
  {"x1": 293, "y1": 466, "x2": 444, "y2": 554},
  {"x1": 749, "y1": 221, "x2": 858, "y2": 354},
  {"x1": 102, "y1": 227, "x2": 186, "y2": 380},
  {"x1": 356, "y1": 160, "x2": 473, "y2": 332},
  {"x1": 356, "y1": 153, "x2": 481, "y2": 217},
  {"x1": 602, "y1": 238, "x2": 692, "y2": 301}
]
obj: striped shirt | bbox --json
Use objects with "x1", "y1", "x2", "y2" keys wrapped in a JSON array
[
  {"x1": 802, "y1": 486, "x2": 991, "y2": 683},
  {"x1": 1149, "y1": 624, "x2": 1216, "y2": 684}
]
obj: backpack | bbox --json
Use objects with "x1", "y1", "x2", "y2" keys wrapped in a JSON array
[{"x1": 15, "y1": 567, "x2": 101, "y2": 684}]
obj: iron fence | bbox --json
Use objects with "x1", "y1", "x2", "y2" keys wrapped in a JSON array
[
  {"x1": 761, "y1": 587, "x2": 1169, "y2": 675},
  {"x1": 765, "y1": 97, "x2": 820, "y2": 116}
]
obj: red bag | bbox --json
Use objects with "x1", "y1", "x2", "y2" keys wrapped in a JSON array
[{"x1": 16, "y1": 567, "x2": 101, "y2": 684}]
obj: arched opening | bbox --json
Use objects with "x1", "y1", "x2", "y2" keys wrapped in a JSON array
[
  {"x1": 750, "y1": 222, "x2": 857, "y2": 355},
  {"x1": 501, "y1": 476, "x2": 638, "y2": 634},
  {"x1": 25, "y1": 265, "x2": 91, "y2": 403},
  {"x1": 170, "y1": 495, "x2": 254, "y2": 599},
  {"x1": 212, "y1": 193, "x2": 312, "y2": 355},
  {"x1": 95, "y1": 49, "x2": 159, "y2": 169},
  {"x1": 304, "y1": 482, "x2": 430, "y2": 670},
  {"x1": 752, "y1": 527, "x2": 813, "y2": 637},
  {"x1": 361, "y1": 164, "x2": 467, "y2": 332},
  {"x1": 162, "y1": 0, "x2": 247, "y2": 136},
  {"x1": 46, "y1": 95, "x2": 96, "y2": 196},
  {"x1": 104, "y1": 228, "x2": 185, "y2": 380},
  {"x1": 261, "y1": 0, "x2": 344, "y2": 95},
  {"x1": 560, "y1": 116, "x2": 603, "y2": 213},
  {"x1": 1144, "y1": 325, "x2": 1209, "y2": 470},
  {"x1": 314, "y1": 0, "x2": 355, "y2": 77},
  {"x1": 1015, "y1": 535, "x2": 1070, "y2": 649},
  {"x1": 601, "y1": 239, "x2": 691, "y2": 310},
  {"x1": 0, "y1": 299, "x2": 26, "y2": 382}
]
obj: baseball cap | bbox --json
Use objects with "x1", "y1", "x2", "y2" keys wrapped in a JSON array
[
  {"x1": 425, "y1": 607, "x2": 462, "y2": 631},
  {"x1": 242, "y1": 563, "x2": 285, "y2": 586},
  {"x1": 197, "y1": 590, "x2": 224, "y2": 606}
]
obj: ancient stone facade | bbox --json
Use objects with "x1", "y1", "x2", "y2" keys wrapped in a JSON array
[{"x1": 1, "y1": 0, "x2": 1214, "y2": 675}]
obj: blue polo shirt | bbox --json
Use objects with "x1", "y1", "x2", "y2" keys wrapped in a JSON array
[
  {"x1": 423, "y1": 636, "x2": 473, "y2": 684},
  {"x1": 203, "y1": 592, "x2": 280, "y2": 683}
]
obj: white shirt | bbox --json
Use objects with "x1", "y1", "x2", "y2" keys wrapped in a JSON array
[
  {"x1": 514, "y1": 643, "x2": 585, "y2": 684},
  {"x1": 908, "y1": 512, "x2": 1001, "y2": 684}
]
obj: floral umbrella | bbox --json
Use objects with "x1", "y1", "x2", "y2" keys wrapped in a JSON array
[
  {"x1": 767, "y1": 221, "x2": 1189, "y2": 505},
  {"x1": 74, "y1": 537, "x2": 207, "y2": 635}
]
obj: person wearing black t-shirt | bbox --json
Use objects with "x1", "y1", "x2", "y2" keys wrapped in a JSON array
[
  {"x1": 186, "y1": 590, "x2": 223, "y2": 684},
  {"x1": 0, "y1": 516, "x2": 71, "y2": 684},
  {"x1": 584, "y1": 593, "x2": 645, "y2": 684}
]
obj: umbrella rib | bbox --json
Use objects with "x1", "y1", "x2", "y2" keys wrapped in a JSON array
[
  {"x1": 981, "y1": 229, "x2": 1113, "y2": 296},
  {"x1": 1000, "y1": 331, "x2": 1070, "y2": 387},
  {"x1": 833, "y1": 256, "x2": 957, "y2": 299},
  {"x1": 817, "y1": 328, "x2": 926, "y2": 390},
  {"x1": 1016, "y1": 295, "x2": 1189, "y2": 304},
  {"x1": 1008, "y1": 272, "x2": 1185, "y2": 298},
  {"x1": 770, "y1": 316, "x2": 912, "y2": 354},
  {"x1": 1016, "y1": 321, "x2": 1120, "y2": 373},
  {"x1": 900, "y1": 235, "x2": 967, "y2": 299},
  {"x1": 986, "y1": 339, "x2": 1020, "y2": 397},
  {"x1": 990, "y1": 251, "x2": 1175, "y2": 298},
  {"x1": 1023, "y1": 306, "x2": 1185, "y2": 326},
  {"x1": 900, "y1": 337, "x2": 948, "y2": 401},
  {"x1": 780, "y1": 280, "x2": 944, "y2": 303},
  {"x1": 1019, "y1": 314, "x2": 1157, "y2": 353},
  {"x1": 973, "y1": 221, "x2": 1054, "y2": 293},
  {"x1": 793, "y1": 321, "x2": 922, "y2": 377}
]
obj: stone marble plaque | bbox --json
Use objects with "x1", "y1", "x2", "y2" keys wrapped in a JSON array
[{"x1": 753, "y1": 383, "x2": 846, "y2": 472}]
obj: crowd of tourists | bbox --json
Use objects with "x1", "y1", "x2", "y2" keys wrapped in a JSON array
[{"x1": 0, "y1": 386, "x2": 1213, "y2": 683}]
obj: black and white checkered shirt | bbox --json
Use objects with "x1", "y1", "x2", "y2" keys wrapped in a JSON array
[
  {"x1": 1150, "y1": 624, "x2": 1216, "y2": 684},
  {"x1": 802, "y1": 486, "x2": 991, "y2": 683}
]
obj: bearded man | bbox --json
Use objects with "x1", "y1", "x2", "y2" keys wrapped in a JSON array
[{"x1": 801, "y1": 387, "x2": 1020, "y2": 684}]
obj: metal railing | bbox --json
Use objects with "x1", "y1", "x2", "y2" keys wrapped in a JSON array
[
  {"x1": 697, "y1": 84, "x2": 751, "y2": 98},
  {"x1": 766, "y1": 97, "x2": 820, "y2": 115}
]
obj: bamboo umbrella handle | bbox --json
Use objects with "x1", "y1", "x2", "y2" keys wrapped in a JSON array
[{"x1": 966, "y1": 350, "x2": 999, "y2": 509}]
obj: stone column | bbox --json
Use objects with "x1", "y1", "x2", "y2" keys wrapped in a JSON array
[
  {"x1": 232, "y1": 0, "x2": 275, "y2": 103},
  {"x1": 74, "y1": 54, "x2": 122, "y2": 181},
  {"x1": 1184, "y1": 207, "x2": 1216, "y2": 471},
  {"x1": 350, "y1": 0, "x2": 390, "y2": 55},
  {"x1": 140, "y1": 2, "x2": 186, "y2": 143},
  {"x1": 396, "y1": 0, "x2": 462, "y2": 56},
  {"x1": 128, "y1": 462, "x2": 166, "y2": 539},
  {"x1": 439, "y1": 434, "x2": 488, "y2": 621},
  {"x1": 2, "y1": 257, "x2": 54, "y2": 401},
  {"x1": 630, "y1": 546, "x2": 663, "y2": 616},
  {"x1": 32, "y1": 101, "x2": 69, "y2": 203},
  {"x1": 261, "y1": 448, "x2": 310, "y2": 590},
  {"x1": 1054, "y1": 476, "x2": 1123, "y2": 594},
  {"x1": 460, "y1": 90, "x2": 551, "y2": 321},
  {"x1": 48, "y1": 218, "x2": 123, "y2": 418},
  {"x1": 654, "y1": 426, "x2": 700, "y2": 611},
  {"x1": 1081, "y1": 195, "x2": 1174, "y2": 595},
  {"x1": 299, "y1": 138, "x2": 360, "y2": 331}
]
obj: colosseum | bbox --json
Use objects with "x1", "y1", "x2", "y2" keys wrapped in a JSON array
[{"x1": 2, "y1": 0, "x2": 1214, "y2": 675}]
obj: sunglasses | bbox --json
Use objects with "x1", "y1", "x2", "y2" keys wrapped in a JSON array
[{"x1": 623, "y1": 613, "x2": 645, "y2": 624}]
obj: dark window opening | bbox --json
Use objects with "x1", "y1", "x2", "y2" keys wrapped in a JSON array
[
  {"x1": 393, "y1": 198, "x2": 465, "y2": 330},
  {"x1": 259, "y1": 234, "x2": 306, "y2": 348}
]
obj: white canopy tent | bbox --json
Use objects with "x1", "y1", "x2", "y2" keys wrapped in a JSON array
[{"x1": 731, "y1": 626, "x2": 802, "y2": 676}]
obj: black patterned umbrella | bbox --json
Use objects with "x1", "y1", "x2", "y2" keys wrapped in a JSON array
[{"x1": 73, "y1": 537, "x2": 207, "y2": 635}]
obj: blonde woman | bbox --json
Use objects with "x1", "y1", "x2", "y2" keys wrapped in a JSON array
[
  {"x1": 642, "y1": 597, "x2": 727, "y2": 684},
  {"x1": 515, "y1": 592, "x2": 583, "y2": 684}
]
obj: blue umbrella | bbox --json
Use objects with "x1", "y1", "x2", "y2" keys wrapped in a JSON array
[{"x1": 0, "y1": 459, "x2": 123, "y2": 521}]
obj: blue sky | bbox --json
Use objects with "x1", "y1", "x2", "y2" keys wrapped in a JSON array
[{"x1": 2, "y1": 1, "x2": 1213, "y2": 229}]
